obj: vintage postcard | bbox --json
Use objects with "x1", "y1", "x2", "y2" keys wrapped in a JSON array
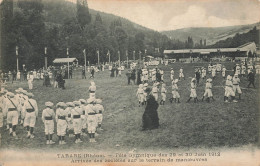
[{"x1": 0, "y1": 0, "x2": 259, "y2": 165}]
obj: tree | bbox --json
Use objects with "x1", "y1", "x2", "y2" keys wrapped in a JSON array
[{"x1": 76, "y1": 0, "x2": 91, "y2": 30}]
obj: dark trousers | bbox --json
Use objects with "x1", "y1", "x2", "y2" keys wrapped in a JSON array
[{"x1": 247, "y1": 81, "x2": 255, "y2": 88}]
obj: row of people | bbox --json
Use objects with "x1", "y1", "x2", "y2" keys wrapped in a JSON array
[{"x1": 136, "y1": 71, "x2": 245, "y2": 105}]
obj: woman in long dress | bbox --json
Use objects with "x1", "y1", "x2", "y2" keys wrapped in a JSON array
[{"x1": 142, "y1": 88, "x2": 159, "y2": 130}]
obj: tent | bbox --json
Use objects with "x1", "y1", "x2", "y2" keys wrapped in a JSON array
[{"x1": 53, "y1": 58, "x2": 78, "y2": 64}]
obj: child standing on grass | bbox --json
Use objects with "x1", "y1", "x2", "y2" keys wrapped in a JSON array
[
  {"x1": 160, "y1": 83, "x2": 167, "y2": 105},
  {"x1": 187, "y1": 78, "x2": 198, "y2": 103},
  {"x1": 136, "y1": 84, "x2": 145, "y2": 107},
  {"x1": 201, "y1": 78, "x2": 214, "y2": 102},
  {"x1": 170, "y1": 79, "x2": 180, "y2": 103},
  {"x1": 42, "y1": 102, "x2": 55, "y2": 145},
  {"x1": 56, "y1": 102, "x2": 68, "y2": 145},
  {"x1": 65, "y1": 102, "x2": 74, "y2": 138}
]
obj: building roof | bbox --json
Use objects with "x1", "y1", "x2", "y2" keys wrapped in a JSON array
[
  {"x1": 53, "y1": 58, "x2": 78, "y2": 63},
  {"x1": 164, "y1": 42, "x2": 256, "y2": 54}
]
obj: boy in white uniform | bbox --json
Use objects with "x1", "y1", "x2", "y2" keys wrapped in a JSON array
[
  {"x1": 136, "y1": 84, "x2": 145, "y2": 107},
  {"x1": 241, "y1": 65, "x2": 246, "y2": 77},
  {"x1": 201, "y1": 78, "x2": 214, "y2": 102},
  {"x1": 186, "y1": 78, "x2": 198, "y2": 103},
  {"x1": 224, "y1": 75, "x2": 237, "y2": 103},
  {"x1": 235, "y1": 64, "x2": 241, "y2": 75},
  {"x1": 222, "y1": 66, "x2": 226, "y2": 79},
  {"x1": 23, "y1": 92, "x2": 38, "y2": 139},
  {"x1": 160, "y1": 69, "x2": 164, "y2": 81},
  {"x1": 86, "y1": 98, "x2": 97, "y2": 143},
  {"x1": 160, "y1": 83, "x2": 167, "y2": 105},
  {"x1": 4, "y1": 92, "x2": 19, "y2": 137},
  {"x1": 170, "y1": 79, "x2": 180, "y2": 103},
  {"x1": 232, "y1": 74, "x2": 242, "y2": 100},
  {"x1": 170, "y1": 68, "x2": 174, "y2": 81},
  {"x1": 143, "y1": 83, "x2": 148, "y2": 105},
  {"x1": 27, "y1": 72, "x2": 34, "y2": 90},
  {"x1": 79, "y1": 99, "x2": 87, "y2": 135},
  {"x1": 94, "y1": 99, "x2": 104, "y2": 131},
  {"x1": 65, "y1": 102, "x2": 74, "y2": 138},
  {"x1": 72, "y1": 101, "x2": 83, "y2": 143},
  {"x1": 89, "y1": 81, "x2": 96, "y2": 98},
  {"x1": 211, "y1": 66, "x2": 216, "y2": 79},
  {"x1": 152, "y1": 82, "x2": 159, "y2": 101},
  {"x1": 179, "y1": 67, "x2": 184, "y2": 80},
  {"x1": 56, "y1": 102, "x2": 68, "y2": 145},
  {"x1": 201, "y1": 67, "x2": 206, "y2": 79},
  {"x1": 42, "y1": 102, "x2": 55, "y2": 144}
]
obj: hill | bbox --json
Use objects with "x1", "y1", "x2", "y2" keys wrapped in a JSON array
[
  {"x1": 161, "y1": 22, "x2": 260, "y2": 45},
  {"x1": 1, "y1": 0, "x2": 169, "y2": 70}
]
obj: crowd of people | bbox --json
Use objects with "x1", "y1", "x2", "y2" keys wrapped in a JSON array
[
  {"x1": 0, "y1": 80, "x2": 104, "y2": 145},
  {"x1": 0, "y1": 59, "x2": 258, "y2": 144}
]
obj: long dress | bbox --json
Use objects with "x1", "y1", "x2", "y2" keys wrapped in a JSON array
[{"x1": 142, "y1": 94, "x2": 159, "y2": 130}]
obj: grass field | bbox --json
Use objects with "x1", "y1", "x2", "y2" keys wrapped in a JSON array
[{"x1": 1, "y1": 62, "x2": 259, "y2": 152}]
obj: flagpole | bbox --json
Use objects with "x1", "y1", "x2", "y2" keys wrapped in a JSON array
[
  {"x1": 97, "y1": 49, "x2": 100, "y2": 66},
  {"x1": 16, "y1": 46, "x2": 19, "y2": 72},
  {"x1": 107, "y1": 50, "x2": 111, "y2": 64},
  {"x1": 83, "y1": 49, "x2": 86, "y2": 77},
  {"x1": 126, "y1": 50, "x2": 128, "y2": 69},
  {"x1": 44, "y1": 47, "x2": 47, "y2": 70},
  {"x1": 133, "y1": 51, "x2": 135, "y2": 61},
  {"x1": 118, "y1": 50, "x2": 120, "y2": 67},
  {"x1": 67, "y1": 48, "x2": 69, "y2": 79}
]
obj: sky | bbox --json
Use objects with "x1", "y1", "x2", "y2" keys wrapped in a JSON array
[
  {"x1": 1, "y1": 0, "x2": 259, "y2": 31},
  {"x1": 80, "y1": 0, "x2": 260, "y2": 31}
]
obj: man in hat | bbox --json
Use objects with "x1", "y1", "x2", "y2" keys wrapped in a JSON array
[
  {"x1": 247, "y1": 70, "x2": 255, "y2": 88},
  {"x1": 86, "y1": 98, "x2": 98, "y2": 142},
  {"x1": 232, "y1": 74, "x2": 242, "y2": 100},
  {"x1": 65, "y1": 102, "x2": 75, "y2": 138},
  {"x1": 71, "y1": 101, "x2": 83, "y2": 143},
  {"x1": 170, "y1": 79, "x2": 180, "y2": 103},
  {"x1": 160, "y1": 83, "x2": 167, "y2": 105},
  {"x1": 136, "y1": 84, "x2": 145, "y2": 107},
  {"x1": 201, "y1": 78, "x2": 214, "y2": 102},
  {"x1": 195, "y1": 68, "x2": 201, "y2": 84},
  {"x1": 179, "y1": 67, "x2": 185, "y2": 80},
  {"x1": 42, "y1": 102, "x2": 56, "y2": 145},
  {"x1": 89, "y1": 81, "x2": 96, "y2": 98},
  {"x1": 3, "y1": 92, "x2": 19, "y2": 137},
  {"x1": 56, "y1": 102, "x2": 68, "y2": 145},
  {"x1": 187, "y1": 78, "x2": 198, "y2": 103},
  {"x1": 23, "y1": 92, "x2": 38, "y2": 138}
]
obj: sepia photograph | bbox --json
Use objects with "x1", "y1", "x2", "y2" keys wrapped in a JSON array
[{"x1": 0, "y1": 0, "x2": 260, "y2": 165}]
